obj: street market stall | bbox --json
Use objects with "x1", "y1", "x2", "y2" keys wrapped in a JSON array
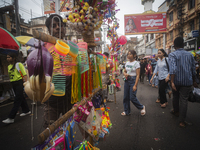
[{"x1": 10, "y1": 0, "x2": 121, "y2": 149}]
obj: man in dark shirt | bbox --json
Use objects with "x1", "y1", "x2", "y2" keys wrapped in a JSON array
[
  {"x1": 169, "y1": 37, "x2": 198, "y2": 127},
  {"x1": 140, "y1": 59, "x2": 145, "y2": 83}
]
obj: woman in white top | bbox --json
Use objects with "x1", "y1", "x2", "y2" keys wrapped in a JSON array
[{"x1": 121, "y1": 50, "x2": 146, "y2": 116}]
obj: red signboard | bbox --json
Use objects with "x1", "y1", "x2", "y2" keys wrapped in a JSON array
[{"x1": 124, "y1": 12, "x2": 167, "y2": 35}]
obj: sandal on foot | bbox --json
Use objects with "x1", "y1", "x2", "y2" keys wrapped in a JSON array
[
  {"x1": 141, "y1": 106, "x2": 146, "y2": 116},
  {"x1": 156, "y1": 99, "x2": 160, "y2": 103},
  {"x1": 179, "y1": 122, "x2": 186, "y2": 128},
  {"x1": 160, "y1": 103, "x2": 166, "y2": 108},
  {"x1": 170, "y1": 109, "x2": 179, "y2": 117},
  {"x1": 121, "y1": 112, "x2": 126, "y2": 116}
]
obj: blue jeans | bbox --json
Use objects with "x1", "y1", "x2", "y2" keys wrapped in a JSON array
[
  {"x1": 147, "y1": 73, "x2": 152, "y2": 84},
  {"x1": 123, "y1": 76, "x2": 144, "y2": 115},
  {"x1": 152, "y1": 75, "x2": 158, "y2": 86}
]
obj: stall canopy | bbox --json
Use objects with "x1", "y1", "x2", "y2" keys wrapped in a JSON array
[{"x1": 0, "y1": 27, "x2": 21, "y2": 52}]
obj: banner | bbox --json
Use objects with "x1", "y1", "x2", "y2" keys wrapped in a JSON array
[
  {"x1": 124, "y1": 12, "x2": 167, "y2": 35},
  {"x1": 152, "y1": 48, "x2": 158, "y2": 54},
  {"x1": 145, "y1": 48, "x2": 151, "y2": 55},
  {"x1": 43, "y1": 0, "x2": 73, "y2": 14}
]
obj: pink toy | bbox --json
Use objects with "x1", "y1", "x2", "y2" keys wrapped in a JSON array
[
  {"x1": 54, "y1": 135, "x2": 66, "y2": 150},
  {"x1": 81, "y1": 109, "x2": 90, "y2": 122},
  {"x1": 84, "y1": 101, "x2": 93, "y2": 112},
  {"x1": 74, "y1": 105, "x2": 85, "y2": 123}
]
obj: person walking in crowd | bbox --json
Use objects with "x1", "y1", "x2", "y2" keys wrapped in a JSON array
[
  {"x1": 43, "y1": 14, "x2": 73, "y2": 128},
  {"x1": 169, "y1": 37, "x2": 198, "y2": 128},
  {"x1": 139, "y1": 58, "x2": 145, "y2": 84},
  {"x1": 150, "y1": 49, "x2": 170, "y2": 108},
  {"x1": 151, "y1": 55, "x2": 158, "y2": 88},
  {"x1": 102, "y1": 52, "x2": 113, "y2": 103},
  {"x1": 145, "y1": 60, "x2": 153, "y2": 85},
  {"x1": 143, "y1": 58, "x2": 148, "y2": 81},
  {"x1": 121, "y1": 50, "x2": 146, "y2": 116},
  {"x1": 2, "y1": 52, "x2": 30, "y2": 124}
]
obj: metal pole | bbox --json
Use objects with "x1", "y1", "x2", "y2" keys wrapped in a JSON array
[
  {"x1": 14, "y1": 0, "x2": 20, "y2": 36},
  {"x1": 55, "y1": 0, "x2": 60, "y2": 15},
  {"x1": 104, "y1": 27, "x2": 106, "y2": 53}
]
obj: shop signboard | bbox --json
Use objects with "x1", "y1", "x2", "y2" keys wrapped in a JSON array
[
  {"x1": 191, "y1": 30, "x2": 199, "y2": 38},
  {"x1": 124, "y1": 12, "x2": 167, "y2": 35},
  {"x1": 152, "y1": 48, "x2": 158, "y2": 54},
  {"x1": 43, "y1": 0, "x2": 73, "y2": 14},
  {"x1": 184, "y1": 38, "x2": 196, "y2": 51}
]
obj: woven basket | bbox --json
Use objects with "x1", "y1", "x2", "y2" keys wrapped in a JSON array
[{"x1": 82, "y1": 30, "x2": 96, "y2": 48}]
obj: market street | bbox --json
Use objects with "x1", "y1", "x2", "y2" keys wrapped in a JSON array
[{"x1": 0, "y1": 75, "x2": 200, "y2": 150}]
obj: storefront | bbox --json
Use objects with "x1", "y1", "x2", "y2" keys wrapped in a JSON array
[{"x1": 184, "y1": 38, "x2": 196, "y2": 51}]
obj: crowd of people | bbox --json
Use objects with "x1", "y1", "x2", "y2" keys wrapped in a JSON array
[
  {"x1": 2, "y1": 13, "x2": 199, "y2": 130},
  {"x1": 121, "y1": 36, "x2": 199, "y2": 128}
]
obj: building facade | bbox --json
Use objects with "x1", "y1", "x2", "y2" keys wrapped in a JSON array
[
  {"x1": 165, "y1": 0, "x2": 200, "y2": 52},
  {"x1": 155, "y1": 0, "x2": 169, "y2": 52},
  {"x1": 135, "y1": 36, "x2": 145, "y2": 58}
]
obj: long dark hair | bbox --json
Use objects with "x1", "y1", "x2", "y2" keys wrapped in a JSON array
[
  {"x1": 128, "y1": 49, "x2": 137, "y2": 60},
  {"x1": 7, "y1": 52, "x2": 17, "y2": 70},
  {"x1": 158, "y1": 49, "x2": 168, "y2": 57},
  {"x1": 127, "y1": 18, "x2": 134, "y2": 25}
]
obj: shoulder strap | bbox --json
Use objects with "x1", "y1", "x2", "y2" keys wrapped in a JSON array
[
  {"x1": 165, "y1": 58, "x2": 169, "y2": 72},
  {"x1": 127, "y1": 62, "x2": 137, "y2": 74},
  {"x1": 15, "y1": 62, "x2": 20, "y2": 72},
  {"x1": 15, "y1": 62, "x2": 24, "y2": 78}
]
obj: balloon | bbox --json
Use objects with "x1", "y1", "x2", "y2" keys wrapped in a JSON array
[{"x1": 118, "y1": 35, "x2": 127, "y2": 45}]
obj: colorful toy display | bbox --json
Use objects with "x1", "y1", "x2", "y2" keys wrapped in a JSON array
[{"x1": 24, "y1": 43, "x2": 55, "y2": 103}]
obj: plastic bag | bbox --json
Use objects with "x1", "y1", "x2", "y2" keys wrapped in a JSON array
[
  {"x1": 193, "y1": 88, "x2": 200, "y2": 103},
  {"x1": 79, "y1": 107, "x2": 102, "y2": 140}
]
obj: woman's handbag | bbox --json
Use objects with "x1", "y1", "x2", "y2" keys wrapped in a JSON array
[{"x1": 188, "y1": 88, "x2": 200, "y2": 103}]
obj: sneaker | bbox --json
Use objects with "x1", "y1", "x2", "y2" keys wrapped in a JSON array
[
  {"x1": 20, "y1": 111, "x2": 31, "y2": 117},
  {"x1": 2, "y1": 118, "x2": 14, "y2": 124}
]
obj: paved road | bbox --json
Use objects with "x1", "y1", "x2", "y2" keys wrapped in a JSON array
[{"x1": 0, "y1": 75, "x2": 200, "y2": 150}]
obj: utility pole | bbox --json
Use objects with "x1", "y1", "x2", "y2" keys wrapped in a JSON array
[{"x1": 14, "y1": 0, "x2": 21, "y2": 36}]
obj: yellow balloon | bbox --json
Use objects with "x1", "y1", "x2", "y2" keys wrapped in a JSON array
[
  {"x1": 93, "y1": 130, "x2": 97, "y2": 136},
  {"x1": 68, "y1": 15, "x2": 73, "y2": 20},
  {"x1": 80, "y1": 9, "x2": 84, "y2": 14},
  {"x1": 85, "y1": 2, "x2": 89, "y2": 7},
  {"x1": 63, "y1": 19, "x2": 67, "y2": 23},
  {"x1": 75, "y1": 14, "x2": 80, "y2": 18},
  {"x1": 83, "y1": 6, "x2": 88, "y2": 11}
]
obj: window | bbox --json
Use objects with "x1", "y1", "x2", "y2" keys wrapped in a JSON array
[
  {"x1": 169, "y1": 11, "x2": 173, "y2": 22},
  {"x1": 35, "y1": 28, "x2": 43, "y2": 32},
  {"x1": 159, "y1": 38, "x2": 161, "y2": 46},
  {"x1": 146, "y1": 35, "x2": 149, "y2": 43},
  {"x1": 170, "y1": 31, "x2": 173, "y2": 41},
  {"x1": 189, "y1": 0, "x2": 195, "y2": 10},
  {"x1": 190, "y1": 20, "x2": 195, "y2": 31},
  {"x1": 150, "y1": 34, "x2": 154, "y2": 40}
]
